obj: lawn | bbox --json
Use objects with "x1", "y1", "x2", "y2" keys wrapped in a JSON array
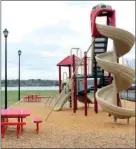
[
  {"x1": 1, "y1": 89, "x2": 134, "y2": 108},
  {"x1": 1, "y1": 90, "x2": 56, "y2": 108}
]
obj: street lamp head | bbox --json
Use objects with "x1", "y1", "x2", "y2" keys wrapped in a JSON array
[
  {"x1": 3, "y1": 29, "x2": 9, "y2": 38},
  {"x1": 18, "y1": 50, "x2": 22, "y2": 55}
]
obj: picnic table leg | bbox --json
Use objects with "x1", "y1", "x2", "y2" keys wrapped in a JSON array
[
  {"x1": 16, "y1": 125, "x2": 20, "y2": 138},
  {"x1": 21, "y1": 118, "x2": 23, "y2": 133},
  {"x1": 4, "y1": 118, "x2": 8, "y2": 130},
  {"x1": 1, "y1": 125, "x2": 5, "y2": 138},
  {"x1": 17, "y1": 117, "x2": 21, "y2": 135},
  {"x1": 36, "y1": 123, "x2": 39, "y2": 134},
  {"x1": 18, "y1": 117, "x2": 20, "y2": 122}
]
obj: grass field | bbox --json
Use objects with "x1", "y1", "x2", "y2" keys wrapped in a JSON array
[
  {"x1": 1, "y1": 90, "x2": 56, "y2": 108},
  {"x1": 1, "y1": 89, "x2": 135, "y2": 108}
]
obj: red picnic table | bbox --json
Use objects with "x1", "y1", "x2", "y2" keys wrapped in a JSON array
[
  {"x1": 1, "y1": 109, "x2": 31, "y2": 137},
  {"x1": 24, "y1": 94, "x2": 41, "y2": 102}
]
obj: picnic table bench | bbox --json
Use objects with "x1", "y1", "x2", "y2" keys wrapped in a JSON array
[{"x1": 1, "y1": 122, "x2": 26, "y2": 138}]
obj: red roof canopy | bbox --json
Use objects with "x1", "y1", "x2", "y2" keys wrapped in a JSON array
[{"x1": 57, "y1": 56, "x2": 82, "y2": 67}]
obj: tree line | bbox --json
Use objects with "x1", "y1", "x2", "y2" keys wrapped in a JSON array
[{"x1": 1, "y1": 79, "x2": 59, "y2": 87}]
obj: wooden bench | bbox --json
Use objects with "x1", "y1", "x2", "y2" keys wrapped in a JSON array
[
  {"x1": 33, "y1": 117, "x2": 42, "y2": 134},
  {"x1": 1, "y1": 122, "x2": 26, "y2": 138}
]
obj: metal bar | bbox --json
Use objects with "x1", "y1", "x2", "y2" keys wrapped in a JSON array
[
  {"x1": 18, "y1": 55, "x2": 20, "y2": 101},
  {"x1": 5, "y1": 37, "x2": 7, "y2": 109}
]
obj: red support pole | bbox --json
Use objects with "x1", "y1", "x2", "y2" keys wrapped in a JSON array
[
  {"x1": 72, "y1": 55, "x2": 76, "y2": 113},
  {"x1": 58, "y1": 66, "x2": 61, "y2": 93},
  {"x1": 94, "y1": 77, "x2": 98, "y2": 113},
  {"x1": 84, "y1": 52, "x2": 88, "y2": 116},
  {"x1": 69, "y1": 66, "x2": 71, "y2": 78},
  {"x1": 108, "y1": 73, "x2": 112, "y2": 117},
  {"x1": 75, "y1": 78, "x2": 77, "y2": 110},
  {"x1": 117, "y1": 58, "x2": 121, "y2": 107},
  {"x1": 69, "y1": 66, "x2": 72, "y2": 108},
  {"x1": 108, "y1": 73, "x2": 112, "y2": 84}
]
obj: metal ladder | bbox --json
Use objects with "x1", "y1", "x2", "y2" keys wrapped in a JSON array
[{"x1": 93, "y1": 36, "x2": 108, "y2": 87}]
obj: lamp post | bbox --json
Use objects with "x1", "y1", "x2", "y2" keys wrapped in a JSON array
[
  {"x1": 3, "y1": 29, "x2": 9, "y2": 109},
  {"x1": 18, "y1": 50, "x2": 22, "y2": 101}
]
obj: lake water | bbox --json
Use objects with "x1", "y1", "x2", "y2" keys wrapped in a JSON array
[
  {"x1": 1, "y1": 85, "x2": 92, "y2": 91},
  {"x1": 1, "y1": 86, "x2": 59, "y2": 91}
]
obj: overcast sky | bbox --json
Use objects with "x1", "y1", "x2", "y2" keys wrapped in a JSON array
[{"x1": 1, "y1": 1, "x2": 135, "y2": 80}]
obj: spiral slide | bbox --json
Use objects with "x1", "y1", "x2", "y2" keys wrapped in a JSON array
[{"x1": 95, "y1": 24, "x2": 135, "y2": 120}]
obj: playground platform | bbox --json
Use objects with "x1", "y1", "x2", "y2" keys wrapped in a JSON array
[{"x1": 2, "y1": 98, "x2": 135, "y2": 148}]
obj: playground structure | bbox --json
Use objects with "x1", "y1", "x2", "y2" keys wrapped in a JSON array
[{"x1": 44, "y1": 4, "x2": 135, "y2": 123}]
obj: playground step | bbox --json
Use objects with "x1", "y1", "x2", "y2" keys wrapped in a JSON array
[
  {"x1": 94, "y1": 43, "x2": 107, "y2": 48},
  {"x1": 94, "y1": 36, "x2": 108, "y2": 42},
  {"x1": 93, "y1": 48, "x2": 107, "y2": 54}
]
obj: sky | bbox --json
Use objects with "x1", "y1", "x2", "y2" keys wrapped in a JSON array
[{"x1": 1, "y1": 1, "x2": 135, "y2": 80}]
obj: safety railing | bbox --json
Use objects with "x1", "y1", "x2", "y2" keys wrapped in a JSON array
[{"x1": 70, "y1": 48, "x2": 83, "y2": 75}]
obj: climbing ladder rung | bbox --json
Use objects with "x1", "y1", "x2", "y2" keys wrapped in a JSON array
[
  {"x1": 95, "y1": 37, "x2": 107, "y2": 42},
  {"x1": 94, "y1": 43, "x2": 107, "y2": 48},
  {"x1": 92, "y1": 36, "x2": 108, "y2": 75},
  {"x1": 94, "y1": 48, "x2": 106, "y2": 53}
]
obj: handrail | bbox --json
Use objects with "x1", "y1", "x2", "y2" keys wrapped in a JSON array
[
  {"x1": 45, "y1": 96, "x2": 52, "y2": 107},
  {"x1": 70, "y1": 47, "x2": 82, "y2": 74},
  {"x1": 87, "y1": 57, "x2": 93, "y2": 75},
  {"x1": 49, "y1": 81, "x2": 73, "y2": 107},
  {"x1": 44, "y1": 91, "x2": 58, "y2": 106},
  {"x1": 70, "y1": 47, "x2": 80, "y2": 57},
  {"x1": 44, "y1": 40, "x2": 95, "y2": 122}
]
